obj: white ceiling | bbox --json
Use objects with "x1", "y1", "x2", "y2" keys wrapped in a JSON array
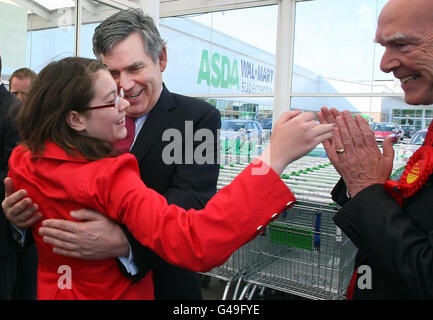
[
  {"x1": 10, "y1": 0, "x2": 314, "y2": 31},
  {"x1": 14, "y1": 0, "x2": 280, "y2": 19}
]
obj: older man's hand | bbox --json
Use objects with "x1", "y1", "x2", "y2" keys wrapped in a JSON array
[
  {"x1": 317, "y1": 107, "x2": 394, "y2": 197},
  {"x1": 2, "y1": 177, "x2": 42, "y2": 229},
  {"x1": 39, "y1": 209, "x2": 130, "y2": 260}
]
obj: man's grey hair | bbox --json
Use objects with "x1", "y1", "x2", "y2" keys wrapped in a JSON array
[{"x1": 92, "y1": 9, "x2": 167, "y2": 63}]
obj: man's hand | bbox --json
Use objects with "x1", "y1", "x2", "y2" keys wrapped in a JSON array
[
  {"x1": 39, "y1": 209, "x2": 130, "y2": 260},
  {"x1": 2, "y1": 177, "x2": 42, "y2": 229},
  {"x1": 317, "y1": 107, "x2": 394, "y2": 197}
]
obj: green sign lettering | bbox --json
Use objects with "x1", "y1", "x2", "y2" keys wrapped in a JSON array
[
  {"x1": 211, "y1": 52, "x2": 221, "y2": 87},
  {"x1": 197, "y1": 49, "x2": 239, "y2": 89},
  {"x1": 197, "y1": 49, "x2": 210, "y2": 85}
]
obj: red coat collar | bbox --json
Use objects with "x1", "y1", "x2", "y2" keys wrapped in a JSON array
[{"x1": 27, "y1": 141, "x2": 90, "y2": 163}]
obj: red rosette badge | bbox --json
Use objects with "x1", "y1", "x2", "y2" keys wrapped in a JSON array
[{"x1": 399, "y1": 145, "x2": 433, "y2": 199}]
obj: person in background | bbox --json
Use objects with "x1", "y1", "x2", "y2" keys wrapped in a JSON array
[
  {"x1": 318, "y1": 0, "x2": 433, "y2": 299},
  {"x1": 0, "y1": 56, "x2": 23, "y2": 299},
  {"x1": 7, "y1": 56, "x2": 335, "y2": 299},
  {"x1": 2, "y1": 9, "x2": 221, "y2": 300},
  {"x1": 8, "y1": 67, "x2": 38, "y2": 300},
  {"x1": 9, "y1": 68, "x2": 37, "y2": 102}
]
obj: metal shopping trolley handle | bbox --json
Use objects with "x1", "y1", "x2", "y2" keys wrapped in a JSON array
[{"x1": 314, "y1": 210, "x2": 321, "y2": 251}]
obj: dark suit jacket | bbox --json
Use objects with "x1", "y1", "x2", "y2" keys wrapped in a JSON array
[
  {"x1": 122, "y1": 84, "x2": 221, "y2": 299},
  {"x1": 332, "y1": 177, "x2": 433, "y2": 299},
  {"x1": 0, "y1": 83, "x2": 21, "y2": 256}
]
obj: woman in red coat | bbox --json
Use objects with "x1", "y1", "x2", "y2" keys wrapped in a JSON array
[{"x1": 8, "y1": 57, "x2": 334, "y2": 299}]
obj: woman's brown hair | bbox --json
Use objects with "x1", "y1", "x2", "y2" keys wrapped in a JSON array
[{"x1": 16, "y1": 57, "x2": 116, "y2": 160}]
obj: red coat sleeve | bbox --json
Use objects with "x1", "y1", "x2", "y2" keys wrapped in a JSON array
[{"x1": 99, "y1": 156, "x2": 295, "y2": 272}]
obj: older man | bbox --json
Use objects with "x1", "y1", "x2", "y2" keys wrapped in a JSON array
[{"x1": 318, "y1": 0, "x2": 433, "y2": 299}]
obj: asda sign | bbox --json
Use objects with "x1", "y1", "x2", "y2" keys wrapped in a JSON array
[
  {"x1": 197, "y1": 49, "x2": 239, "y2": 89},
  {"x1": 197, "y1": 49, "x2": 274, "y2": 94}
]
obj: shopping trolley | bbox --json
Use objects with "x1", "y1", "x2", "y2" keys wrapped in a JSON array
[
  {"x1": 204, "y1": 159, "x2": 346, "y2": 299},
  {"x1": 201, "y1": 162, "x2": 273, "y2": 300},
  {"x1": 237, "y1": 200, "x2": 357, "y2": 300},
  {"x1": 203, "y1": 130, "x2": 420, "y2": 300}
]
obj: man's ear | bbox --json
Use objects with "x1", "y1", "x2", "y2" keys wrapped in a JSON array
[
  {"x1": 66, "y1": 111, "x2": 86, "y2": 132},
  {"x1": 158, "y1": 47, "x2": 167, "y2": 72}
]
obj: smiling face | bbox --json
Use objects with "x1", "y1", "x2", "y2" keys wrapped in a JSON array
[
  {"x1": 100, "y1": 32, "x2": 167, "y2": 118},
  {"x1": 77, "y1": 69, "x2": 129, "y2": 144},
  {"x1": 376, "y1": 0, "x2": 433, "y2": 105}
]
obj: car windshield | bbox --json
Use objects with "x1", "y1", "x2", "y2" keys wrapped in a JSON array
[
  {"x1": 374, "y1": 124, "x2": 395, "y2": 132},
  {"x1": 259, "y1": 119, "x2": 272, "y2": 125},
  {"x1": 221, "y1": 121, "x2": 246, "y2": 131},
  {"x1": 411, "y1": 131, "x2": 426, "y2": 145}
]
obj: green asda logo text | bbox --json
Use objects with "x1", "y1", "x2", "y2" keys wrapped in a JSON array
[{"x1": 197, "y1": 49, "x2": 239, "y2": 89}]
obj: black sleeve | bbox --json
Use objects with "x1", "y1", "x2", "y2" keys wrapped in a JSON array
[
  {"x1": 333, "y1": 183, "x2": 433, "y2": 298},
  {"x1": 331, "y1": 177, "x2": 351, "y2": 207},
  {"x1": 0, "y1": 100, "x2": 22, "y2": 255},
  {"x1": 116, "y1": 225, "x2": 160, "y2": 283}
]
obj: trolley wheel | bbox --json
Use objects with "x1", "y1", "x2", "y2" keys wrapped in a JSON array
[{"x1": 200, "y1": 275, "x2": 212, "y2": 288}]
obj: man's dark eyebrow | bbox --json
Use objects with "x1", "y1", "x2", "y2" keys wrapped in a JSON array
[
  {"x1": 106, "y1": 62, "x2": 143, "y2": 73},
  {"x1": 126, "y1": 62, "x2": 144, "y2": 69},
  {"x1": 106, "y1": 67, "x2": 118, "y2": 73}
]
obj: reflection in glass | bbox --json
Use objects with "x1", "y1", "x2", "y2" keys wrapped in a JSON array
[
  {"x1": 161, "y1": 5, "x2": 277, "y2": 103},
  {"x1": 293, "y1": 0, "x2": 390, "y2": 94},
  {"x1": 26, "y1": 1, "x2": 77, "y2": 72}
]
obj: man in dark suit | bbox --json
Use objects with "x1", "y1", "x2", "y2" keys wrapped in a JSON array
[
  {"x1": 317, "y1": 0, "x2": 433, "y2": 299},
  {"x1": 7, "y1": 67, "x2": 38, "y2": 301},
  {"x1": 3, "y1": 10, "x2": 220, "y2": 299},
  {"x1": 0, "y1": 56, "x2": 23, "y2": 299}
]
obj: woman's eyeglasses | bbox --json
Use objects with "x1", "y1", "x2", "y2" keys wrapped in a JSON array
[{"x1": 83, "y1": 88, "x2": 124, "y2": 111}]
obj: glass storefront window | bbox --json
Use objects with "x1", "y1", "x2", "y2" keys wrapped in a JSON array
[
  {"x1": 293, "y1": 0, "x2": 390, "y2": 96},
  {"x1": 161, "y1": 4, "x2": 278, "y2": 111},
  {"x1": 0, "y1": 0, "x2": 123, "y2": 78},
  {"x1": 3, "y1": 0, "x2": 433, "y2": 131},
  {"x1": 0, "y1": 1, "x2": 27, "y2": 80},
  {"x1": 290, "y1": 96, "x2": 385, "y2": 123},
  {"x1": 0, "y1": 0, "x2": 77, "y2": 77},
  {"x1": 27, "y1": 1, "x2": 77, "y2": 73},
  {"x1": 80, "y1": 4, "x2": 119, "y2": 58},
  {"x1": 402, "y1": 110, "x2": 415, "y2": 116}
]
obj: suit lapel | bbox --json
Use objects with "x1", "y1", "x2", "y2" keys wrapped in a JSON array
[{"x1": 131, "y1": 84, "x2": 176, "y2": 163}]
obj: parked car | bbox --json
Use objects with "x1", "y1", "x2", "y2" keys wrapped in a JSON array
[
  {"x1": 259, "y1": 118, "x2": 272, "y2": 139},
  {"x1": 259, "y1": 118, "x2": 272, "y2": 130},
  {"x1": 220, "y1": 119, "x2": 264, "y2": 154},
  {"x1": 409, "y1": 129, "x2": 426, "y2": 145},
  {"x1": 373, "y1": 122, "x2": 401, "y2": 144}
]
